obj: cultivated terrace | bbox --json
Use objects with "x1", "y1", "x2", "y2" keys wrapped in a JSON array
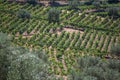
[{"x1": 0, "y1": 0, "x2": 120, "y2": 80}]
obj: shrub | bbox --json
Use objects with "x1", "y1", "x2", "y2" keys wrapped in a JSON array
[
  {"x1": 17, "y1": 9, "x2": 31, "y2": 19},
  {"x1": 7, "y1": 53, "x2": 53, "y2": 80},
  {"x1": 68, "y1": 0, "x2": 79, "y2": 10},
  {"x1": 0, "y1": 32, "x2": 11, "y2": 80},
  {"x1": 69, "y1": 56, "x2": 120, "y2": 80},
  {"x1": 106, "y1": 7, "x2": 119, "y2": 19},
  {"x1": 92, "y1": 1, "x2": 101, "y2": 9},
  {"x1": 48, "y1": 8, "x2": 60, "y2": 23},
  {"x1": 110, "y1": 44, "x2": 120, "y2": 57},
  {"x1": 0, "y1": 32, "x2": 55, "y2": 80}
]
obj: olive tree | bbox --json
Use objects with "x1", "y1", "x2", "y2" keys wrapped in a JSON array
[
  {"x1": 17, "y1": 9, "x2": 31, "y2": 19},
  {"x1": 0, "y1": 32, "x2": 56, "y2": 80},
  {"x1": 48, "y1": 8, "x2": 60, "y2": 23},
  {"x1": 0, "y1": 32, "x2": 11, "y2": 80},
  {"x1": 69, "y1": 56, "x2": 120, "y2": 80},
  {"x1": 110, "y1": 44, "x2": 120, "y2": 57},
  {"x1": 106, "y1": 7, "x2": 119, "y2": 19},
  {"x1": 92, "y1": 1, "x2": 101, "y2": 9},
  {"x1": 7, "y1": 53, "x2": 54, "y2": 80}
]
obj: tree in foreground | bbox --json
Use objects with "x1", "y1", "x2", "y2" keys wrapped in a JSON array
[
  {"x1": 0, "y1": 32, "x2": 11, "y2": 80},
  {"x1": 69, "y1": 56, "x2": 120, "y2": 80},
  {"x1": 17, "y1": 9, "x2": 31, "y2": 19},
  {"x1": 7, "y1": 53, "x2": 54, "y2": 80},
  {"x1": 48, "y1": 8, "x2": 60, "y2": 23},
  {"x1": 0, "y1": 32, "x2": 56, "y2": 80}
]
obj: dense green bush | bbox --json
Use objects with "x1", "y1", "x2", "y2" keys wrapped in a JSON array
[
  {"x1": 68, "y1": 0, "x2": 79, "y2": 10},
  {"x1": 106, "y1": 7, "x2": 119, "y2": 19},
  {"x1": 48, "y1": 8, "x2": 60, "y2": 23},
  {"x1": 0, "y1": 32, "x2": 56, "y2": 80},
  {"x1": 7, "y1": 53, "x2": 53, "y2": 80},
  {"x1": 110, "y1": 44, "x2": 120, "y2": 57},
  {"x1": 17, "y1": 9, "x2": 31, "y2": 19},
  {"x1": 0, "y1": 32, "x2": 11, "y2": 80},
  {"x1": 69, "y1": 56, "x2": 120, "y2": 80}
]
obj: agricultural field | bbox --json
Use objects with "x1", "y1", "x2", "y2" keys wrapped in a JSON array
[{"x1": 0, "y1": 0, "x2": 120, "y2": 80}]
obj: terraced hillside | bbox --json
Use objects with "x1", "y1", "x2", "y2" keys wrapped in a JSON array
[{"x1": 0, "y1": 1, "x2": 120, "y2": 77}]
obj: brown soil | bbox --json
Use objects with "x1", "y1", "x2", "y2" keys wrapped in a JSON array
[
  {"x1": 57, "y1": 28, "x2": 84, "y2": 35},
  {"x1": 64, "y1": 28, "x2": 84, "y2": 34}
]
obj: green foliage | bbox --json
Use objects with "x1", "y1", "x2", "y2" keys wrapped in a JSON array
[
  {"x1": 82, "y1": 76, "x2": 97, "y2": 80},
  {"x1": 48, "y1": 8, "x2": 60, "y2": 23},
  {"x1": 69, "y1": 56, "x2": 120, "y2": 80},
  {"x1": 7, "y1": 53, "x2": 52, "y2": 80},
  {"x1": 106, "y1": 7, "x2": 119, "y2": 18},
  {"x1": 110, "y1": 44, "x2": 120, "y2": 56},
  {"x1": 17, "y1": 9, "x2": 31, "y2": 19},
  {"x1": 68, "y1": 0, "x2": 79, "y2": 10},
  {"x1": 0, "y1": 32, "x2": 55, "y2": 80},
  {"x1": 0, "y1": 0, "x2": 5, "y2": 2},
  {"x1": 92, "y1": 1, "x2": 101, "y2": 9},
  {"x1": 0, "y1": 32, "x2": 11, "y2": 48},
  {"x1": 0, "y1": 32, "x2": 11, "y2": 80}
]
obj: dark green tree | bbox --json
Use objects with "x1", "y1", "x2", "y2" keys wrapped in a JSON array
[
  {"x1": 0, "y1": 32, "x2": 11, "y2": 80},
  {"x1": 27, "y1": 0, "x2": 36, "y2": 4},
  {"x1": 48, "y1": 8, "x2": 60, "y2": 23},
  {"x1": 68, "y1": 0, "x2": 79, "y2": 10},
  {"x1": 0, "y1": 32, "x2": 56, "y2": 80},
  {"x1": 106, "y1": 7, "x2": 119, "y2": 19},
  {"x1": 7, "y1": 53, "x2": 54, "y2": 80},
  {"x1": 69, "y1": 56, "x2": 120, "y2": 80},
  {"x1": 110, "y1": 44, "x2": 120, "y2": 57},
  {"x1": 17, "y1": 9, "x2": 31, "y2": 19},
  {"x1": 92, "y1": 1, "x2": 101, "y2": 9}
]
